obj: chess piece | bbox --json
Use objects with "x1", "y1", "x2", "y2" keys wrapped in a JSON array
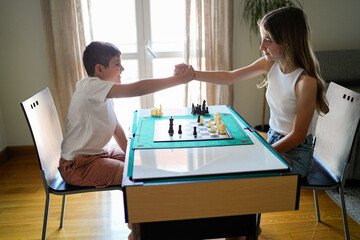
[
  {"x1": 208, "y1": 119, "x2": 212, "y2": 128},
  {"x1": 219, "y1": 123, "x2": 226, "y2": 135},
  {"x1": 151, "y1": 105, "x2": 163, "y2": 116},
  {"x1": 210, "y1": 124, "x2": 215, "y2": 133},
  {"x1": 168, "y1": 125, "x2": 174, "y2": 135},
  {"x1": 196, "y1": 105, "x2": 201, "y2": 114},
  {"x1": 169, "y1": 116, "x2": 174, "y2": 125},
  {"x1": 197, "y1": 115, "x2": 201, "y2": 123},
  {"x1": 159, "y1": 104, "x2": 163, "y2": 116},
  {"x1": 199, "y1": 116, "x2": 204, "y2": 125},
  {"x1": 193, "y1": 126, "x2": 197, "y2": 136},
  {"x1": 168, "y1": 116, "x2": 174, "y2": 135},
  {"x1": 216, "y1": 116, "x2": 222, "y2": 126},
  {"x1": 202, "y1": 100, "x2": 206, "y2": 114},
  {"x1": 178, "y1": 125, "x2": 182, "y2": 134},
  {"x1": 191, "y1": 103, "x2": 195, "y2": 115}
]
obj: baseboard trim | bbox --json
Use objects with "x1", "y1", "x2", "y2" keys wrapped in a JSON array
[
  {"x1": 0, "y1": 147, "x2": 8, "y2": 166},
  {"x1": 0, "y1": 145, "x2": 36, "y2": 166}
]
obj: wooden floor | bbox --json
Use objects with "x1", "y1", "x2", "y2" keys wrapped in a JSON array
[{"x1": 1, "y1": 153, "x2": 360, "y2": 240}]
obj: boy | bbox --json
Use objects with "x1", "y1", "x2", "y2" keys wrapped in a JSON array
[{"x1": 58, "y1": 41, "x2": 194, "y2": 188}]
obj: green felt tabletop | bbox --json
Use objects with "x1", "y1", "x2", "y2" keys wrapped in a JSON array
[{"x1": 132, "y1": 113, "x2": 253, "y2": 149}]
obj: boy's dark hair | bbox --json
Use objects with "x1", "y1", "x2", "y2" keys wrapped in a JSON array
[{"x1": 83, "y1": 41, "x2": 121, "y2": 76}]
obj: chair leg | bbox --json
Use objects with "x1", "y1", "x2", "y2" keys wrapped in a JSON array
[
  {"x1": 60, "y1": 195, "x2": 66, "y2": 228},
  {"x1": 313, "y1": 190, "x2": 321, "y2": 222},
  {"x1": 42, "y1": 193, "x2": 51, "y2": 240},
  {"x1": 339, "y1": 187, "x2": 350, "y2": 240},
  {"x1": 255, "y1": 213, "x2": 261, "y2": 240},
  {"x1": 132, "y1": 223, "x2": 138, "y2": 240}
]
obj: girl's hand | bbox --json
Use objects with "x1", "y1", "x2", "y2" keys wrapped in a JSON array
[
  {"x1": 178, "y1": 65, "x2": 194, "y2": 83},
  {"x1": 174, "y1": 63, "x2": 188, "y2": 75}
]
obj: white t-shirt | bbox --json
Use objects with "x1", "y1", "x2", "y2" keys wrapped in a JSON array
[
  {"x1": 61, "y1": 77, "x2": 117, "y2": 160},
  {"x1": 266, "y1": 61, "x2": 317, "y2": 136}
]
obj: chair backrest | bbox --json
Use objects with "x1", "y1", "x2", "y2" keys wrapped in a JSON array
[
  {"x1": 314, "y1": 82, "x2": 360, "y2": 181},
  {"x1": 21, "y1": 88, "x2": 63, "y2": 189}
]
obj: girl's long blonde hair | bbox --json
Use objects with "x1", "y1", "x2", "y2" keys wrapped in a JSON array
[{"x1": 258, "y1": 7, "x2": 329, "y2": 115}]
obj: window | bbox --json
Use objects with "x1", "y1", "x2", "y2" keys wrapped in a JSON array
[{"x1": 83, "y1": 0, "x2": 186, "y2": 134}]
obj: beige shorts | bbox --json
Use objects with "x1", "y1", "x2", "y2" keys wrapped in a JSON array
[{"x1": 58, "y1": 148, "x2": 125, "y2": 188}]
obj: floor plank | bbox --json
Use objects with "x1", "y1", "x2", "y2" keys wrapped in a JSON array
[{"x1": 0, "y1": 154, "x2": 359, "y2": 239}]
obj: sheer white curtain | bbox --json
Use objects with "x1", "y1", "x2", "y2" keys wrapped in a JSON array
[
  {"x1": 185, "y1": 0, "x2": 234, "y2": 107},
  {"x1": 41, "y1": 0, "x2": 88, "y2": 128}
]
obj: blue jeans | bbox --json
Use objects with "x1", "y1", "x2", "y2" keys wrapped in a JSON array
[{"x1": 267, "y1": 129, "x2": 314, "y2": 178}]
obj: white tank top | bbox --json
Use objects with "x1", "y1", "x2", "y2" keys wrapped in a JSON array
[{"x1": 266, "y1": 61, "x2": 317, "y2": 136}]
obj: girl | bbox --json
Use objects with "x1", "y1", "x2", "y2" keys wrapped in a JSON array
[
  {"x1": 176, "y1": 7, "x2": 329, "y2": 240},
  {"x1": 176, "y1": 7, "x2": 329, "y2": 179}
]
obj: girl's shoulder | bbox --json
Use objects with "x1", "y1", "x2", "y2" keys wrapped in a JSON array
[
  {"x1": 257, "y1": 57, "x2": 276, "y2": 73},
  {"x1": 295, "y1": 71, "x2": 317, "y2": 96},
  {"x1": 297, "y1": 71, "x2": 317, "y2": 84},
  {"x1": 251, "y1": 56, "x2": 276, "y2": 73}
]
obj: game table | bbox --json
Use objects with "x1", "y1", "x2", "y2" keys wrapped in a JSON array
[{"x1": 122, "y1": 105, "x2": 300, "y2": 240}]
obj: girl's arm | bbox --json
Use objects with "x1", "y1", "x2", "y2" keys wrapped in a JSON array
[
  {"x1": 271, "y1": 74, "x2": 317, "y2": 154},
  {"x1": 192, "y1": 57, "x2": 272, "y2": 85},
  {"x1": 107, "y1": 66, "x2": 194, "y2": 98}
]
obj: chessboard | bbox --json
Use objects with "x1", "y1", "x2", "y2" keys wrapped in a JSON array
[{"x1": 154, "y1": 117, "x2": 234, "y2": 142}]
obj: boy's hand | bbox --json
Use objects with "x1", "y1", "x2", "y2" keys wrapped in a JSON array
[
  {"x1": 174, "y1": 63, "x2": 188, "y2": 75},
  {"x1": 178, "y1": 65, "x2": 195, "y2": 83}
]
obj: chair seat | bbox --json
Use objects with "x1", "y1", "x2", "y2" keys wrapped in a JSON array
[
  {"x1": 48, "y1": 173, "x2": 121, "y2": 195},
  {"x1": 302, "y1": 155, "x2": 340, "y2": 189}
]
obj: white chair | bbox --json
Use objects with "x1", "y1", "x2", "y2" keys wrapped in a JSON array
[
  {"x1": 21, "y1": 88, "x2": 122, "y2": 240},
  {"x1": 302, "y1": 82, "x2": 360, "y2": 240}
]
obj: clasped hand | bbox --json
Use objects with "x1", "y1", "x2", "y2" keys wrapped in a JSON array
[{"x1": 174, "y1": 63, "x2": 191, "y2": 76}]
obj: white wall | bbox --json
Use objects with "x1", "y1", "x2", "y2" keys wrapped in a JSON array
[
  {"x1": 232, "y1": 0, "x2": 360, "y2": 126},
  {"x1": 0, "y1": 0, "x2": 359, "y2": 149},
  {"x1": 0, "y1": 106, "x2": 7, "y2": 151},
  {"x1": 0, "y1": 0, "x2": 49, "y2": 150}
]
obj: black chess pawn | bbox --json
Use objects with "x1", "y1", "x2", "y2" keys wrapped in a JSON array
[
  {"x1": 178, "y1": 125, "x2": 182, "y2": 134},
  {"x1": 205, "y1": 106, "x2": 209, "y2": 115},
  {"x1": 193, "y1": 126, "x2": 197, "y2": 136},
  {"x1": 197, "y1": 115, "x2": 201, "y2": 123}
]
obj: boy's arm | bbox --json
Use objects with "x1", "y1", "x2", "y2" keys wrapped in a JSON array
[
  {"x1": 113, "y1": 122, "x2": 128, "y2": 154},
  {"x1": 176, "y1": 57, "x2": 270, "y2": 85},
  {"x1": 107, "y1": 66, "x2": 194, "y2": 98}
]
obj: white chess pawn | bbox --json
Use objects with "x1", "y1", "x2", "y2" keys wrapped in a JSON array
[
  {"x1": 208, "y1": 119, "x2": 212, "y2": 128},
  {"x1": 219, "y1": 123, "x2": 226, "y2": 135},
  {"x1": 210, "y1": 124, "x2": 216, "y2": 133},
  {"x1": 199, "y1": 116, "x2": 204, "y2": 125}
]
